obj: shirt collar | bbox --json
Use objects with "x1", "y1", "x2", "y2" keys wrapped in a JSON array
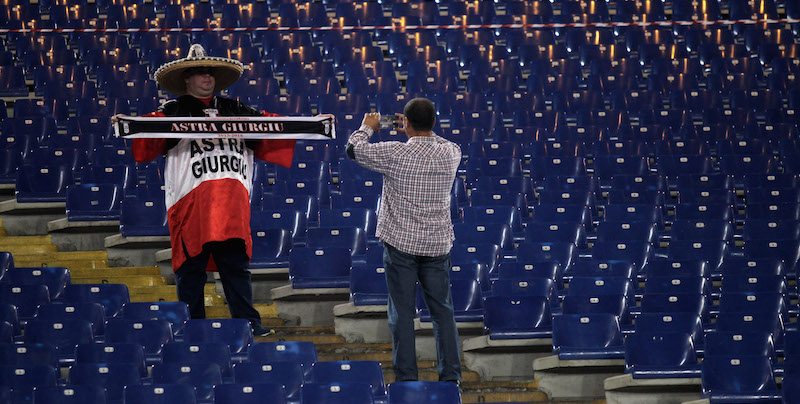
[{"x1": 407, "y1": 133, "x2": 437, "y2": 143}]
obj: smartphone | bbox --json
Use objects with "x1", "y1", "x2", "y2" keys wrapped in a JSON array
[{"x1": 379, "y1": 114, "x2": 398, "y2": 129}]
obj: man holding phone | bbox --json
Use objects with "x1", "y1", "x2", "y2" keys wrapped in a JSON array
[{"x1": 346, "y1": 98, "x2": 463, "y2": 385}]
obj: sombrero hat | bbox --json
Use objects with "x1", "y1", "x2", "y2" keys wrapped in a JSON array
[{"x1": 154, "y1": 44, "x2": 243, "y2": 96}]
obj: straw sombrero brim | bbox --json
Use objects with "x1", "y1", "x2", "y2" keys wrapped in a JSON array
[{"x1": 154, "y1": 56, "x2": 244, "y2": 96}]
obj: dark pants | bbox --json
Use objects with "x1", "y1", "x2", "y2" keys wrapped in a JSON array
[
  {"x1": 175, "y1": 239, "x2": 262, "y2": 326},
  {"x1": 383, "y1": 242, "x2": 461, "y2": 383}
]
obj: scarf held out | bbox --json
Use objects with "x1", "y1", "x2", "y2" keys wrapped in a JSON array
[{"x1": 114, "y1": 115, "x2": 335, "y2": 140}]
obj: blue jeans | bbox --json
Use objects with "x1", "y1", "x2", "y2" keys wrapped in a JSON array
[{"x1": 383, "y1": 242, "x2": 461, "y2": 383}]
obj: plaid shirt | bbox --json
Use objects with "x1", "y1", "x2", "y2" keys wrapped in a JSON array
[{"x1": 348, "y1": 125, "x2": 461, "y2": 256}]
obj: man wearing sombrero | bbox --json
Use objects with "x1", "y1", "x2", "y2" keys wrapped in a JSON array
[{"x1": 125, "y1": 44, "x2": 301, "y2": 336}]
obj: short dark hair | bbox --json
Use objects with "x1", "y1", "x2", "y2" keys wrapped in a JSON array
[{"x1": 403, "y1": 98, "x2": 436, "y2": 132}]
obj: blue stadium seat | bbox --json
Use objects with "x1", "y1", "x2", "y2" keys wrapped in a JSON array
[
  {"x1": 350, "y1": 261, "x2": 388, "y2": 306},
  {"x1": 233, "y1": 362, "x2": 302, "y2": 402},
  {"x1": 417, "y1": 278, "x2": 483, "y2": 323},
  {"x1": 388, "y1": 381, "x2": 460, "y2": 404},
  {"x1": 516, "y1": 242, "x2": 577, "y2": 272},
  {"x1": 700, "y1": 355, "x2": 781, "y2": 403},
  {"x1": 720, "y1": 275, "x2": 787, "y2": 296},
  {"x1": 182, "y1": 319, "x2": 253, "y2": 356},
  {"x1": 0, "y1": 343, "x2": 58, "y2": 369},
  {"x1": 151, "y1": 362, "x2": 221, "y2": 403},
  {"x1": 670, "y1": 220, "x2": 734, "y2": 242},
  {"x1": 123, "y1": 384, "x2": 197, "y2": 404},
  {"x1": 623, "y1": 332, "x2": 700, "y2": 378},
  {"x1": 120, "y1": 301, "x2": 189, "y2": 336},
  {"x1": 319, "y1": 208, "x2": 377, "y2": 242},
  {"x1": 104, "y1": 319, "x2": 172, "y2": 365},
  {"x1": 529, "y1": 204, "x2": 592, "y2": 228},
  {"x1": 745, "y1": 203, "x2": 800, "y2": 222},
  {"x1": 1, "y1": 267, "x2": 69, "y2": 301},
  {"x1": 663, "y1": 240, "x2": 730, "y2": 271},
  {"x1": 251, "y1": 209, "x2": 307, "y2": 248},
  {"x1": 482, "y1": 295, "x2": 552, "y2": 340},
  {"x1": 783, "y1": 358, "x2": 800, "y2": 404},
  {"x1": 33, "y1": 385, "x2": 107, "y2": 404},
  {"x1": 24, "y1": 319, "x2": 94, "y2": 364},
  {"x1": 704, "y1": 331, "x2": 775, "y2": 361},
  {"x1": 524, "y1": 222, "x2": 587, "y2": 248},
  {"x1": 65, "y1": 183, "x2": 122, "y2": 221},
  {"x1": 119, "y1": 195, "x2": 169, "y2": 237},
  {"x1": 69, "y1": 362, "x2": 141, "y2": 403},
  {"x1": 34, "y1": 303, "x2": 104, "y2": 336},
  {"x1": 14, "y1": 165, "x2": 74, "y2": 203},
  {"x1": 741, "y1": 240, "x2": 800, "y2": 273},
  {"x1": 453, "y1": 223, "x2": 514, "y2": 253},
  {"x1": 247, "y1": 341, "x2": 317, "y2": 377},
  {"x1": 570, "y1": 260, "x2": 635, "y2": 280},
  {"x1": 249, "y1": 228, "x2": 292, "y2": 269},
  {"x1": 496, "y1": 262, "x2": 562, "y2": 283},
  {"x1": 595, "y1": 221, "x2": 658, "y2": 243},
  {"x1": 309, "y1": 361, "x2": 386, "y2": 402},
  {"x1": 634, "y1": 313, "x2": 705, "y2": 348},
  {"x1": 162, "y1": 341, "x2": 232, "y2": 378},
  {"x1": 673, "y1": 203, "x2": 735, "y2": 223},
  {"x1": 639, "y1": 293, "x2": 709, "y2": 321},
  {"x1": 75, "y1": 342, "x2": 147, "y2": 377},
  {"x1": 644, "y1": 276, "x2": 709, "y2": 297},
  {"x1": 676, "y1": 190, "x2": 737, "y2": 206},
  {"x1": 63, "y1": 284, "x2": 129, "y2": 318},
  {"x1": 0, "y1": 284, "x2": 50, "y2": 323},
  {"x1": 528, "y1": 157, "x2": 587, "y2": 181},
  {"x1": 289, "y1": 246, "x2": 353, "y2": 289},
  {"x1": 450, "y1": 244, "x2": 503, "y2": 280},
  {"x1": 742, "y1": 221, "x2": 800, "y2": 241},
  {"x1": 300, "y1": 382, "x2": 374, "y2": 404},
  {"x1": 0, "y1": 364, "x2": 58, "y2": 404},
  {"x1": 552, "y1": 313, "x2": 625, "y2": 360},
  {"x1": 461, "y1": 206, "x2": 525, "y2": 240},
  {"x1": 215, "y1": 383, "x2": 286, "y2": 404},
  {"x1": 591, "y1": 241, "x2": 652, "y2": 272},
  {"x1": 608, "y1": 175, "x2": 668, "y2": 193}
]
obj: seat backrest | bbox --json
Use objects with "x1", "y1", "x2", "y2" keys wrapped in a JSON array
[
  {"x1": 33, "y1": 385, "x2": 107, "y2": 404},
  {"x1": 387, "y1": 381, "x2": 461, "y2": 404},
  {"x1": 552, "y1": 313, "x2": 623, "y2": 352},
  {"x1": 300, "y1": 382, "x2": 375, "y2": 404},
  {"x1": 69, "y1": 362, "x2": 142, "y2": 403},
  {"x1": 162, "y1": 341, "x2": 232, "y2": 378},
  {"x1": 151, "y1": 362, "x2": 222, "y2": 403},
  {"x1": 0, "y1": 267, "x2": 70, "y2": 300},
  {"x1": 121, "y1": 301, "x2": 189, "y2": 335},
  {"x1": 0, "y1": 365, "x2": 58, "y2": 403},
  {"x1": 182, "y1": 318, "x2": 253, "y2": 355},
  {"x1": 62, "y1": 284, "x2": 130, "y2": 318},
  {"x1": 233, "y1": 361, "x2": 304, "y2": 401},
  {"x1": 123, "y1": 383, "x2": 198, "y2": 404},
  {"x1": 623, "y1": 332, "x2": 696, "y2": 371},
  {"x1": 0, "y1": 343, "x2": 58, "y2": 368},
  {"x1": 23, "y1": 319, "x2": 94, "y2": 355},
  {"x1": 104, "y1": 319, "x2": 172, "y2": 357},
  {"x1": 75, "y1": 342, "x2": 147, "y2": 377},
  {"x1": 34, "y1": 302, "x2": 105, "y2": 336},
  {"x1": 0, "y1": 284, "x2": 50, "y2": 321},
  {"x1": 701, "y1": 355, "x2": 778, "y2": 396},
  {"x1": 214, "y1": 383, "x2": 286, "y2": 404},
  {"x1": 247, "y1": 342, "x2": 317, "y2": 374}
]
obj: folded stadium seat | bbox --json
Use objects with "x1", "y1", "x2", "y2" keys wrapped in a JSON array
[
  {"x1": 0, "y1": 66, "x2": 28, "y2": 97},
  {"x1": 669, "y1": 219, "x2": 734, "y2": 243},
  {"x1": 746, "y1": 188, "x2": 800, "y2": 207},
  {"x1": 719, "y1": 155, "x2": 779, "y2": 180},
  {"x1": 35, "y1": 302, "x2": 104, "y2": 336},
  {"x1": 247, "y1": 341, "x2": 317, "y2": 376},
  {"x1": 269, "y1": 46, "x2": 322, "y2": 72},
  {"x1": 605, "y1": 190, "x2": 666, "y2": 209},
  {"x1": 623, "y1": 332, "x2": 700, "y2": 379},
  {"x1": 232, "y1": 362, "x2": 301, "y2": 402},
  {"x1": 591, "y1": 241, "x2": 653, "y2": 272},
  {"x1": 162, "y1": 3, "x2": 213, "y2": 25},
  {"x1": 250, "y1": 94, "x2": 313, "y2": 116},
  {"x1": 22, "y1": 49, "x2": 77, "y2": 72},
  {"x1": 0, "y1": 266, "x2": 69, "y2": 301},
  {"x1": 674, "y1": 173, "x2": 734, "y2": 192},
  {"x1": 745, "y1": 203, "x2": 800, "y2": 222},
  {"x1": 743, "y1": 220, "x2": 800, "y2": 242},
  {"x1": 0, "y1": 364, "x2": 58, "y2": 404},
  {"x1": 552, "y1": 313, "x2": 624, "y2": 359},
  {"x1": 516, "y1": 242, "x2": 577, "y2": 273},
  {"x1": 453, "y1": 223, "x2": 514, "y2": 255},
  {"x1": 289, "y1": 247, "x2": 352, "y2": 289},
  {"x1": 450, "y1": 244, "x2": 503, "y2": 279},
  {"x1": 162, "y1": 341, "x2": 232, "y2": 379},
  {"x1": 69, "y1": 362, "x2": 142, "y2": 403},
  {"x1": 319, "y1": 208, "x2": 377, "y2": 242},
  {"x1": 416, "y1": 278, "x2": 483, "y2": 323},
  {"x1": 0, "y1": 284, "x2": 50, "y2": 324},
  {"x1": 719, "y1": 275, "x2": 788, "y2": 297},
  {"x1": 215, "y1": 383, "x2": 288, "y2": 404},
  {"x1": 182, "y1": 319, "x2": 253, "y2": 358},
  {"x1": 495, "y1": 262, "x2": 562, "y2": 284},
  {"x1": 120, "y1": 301, "x2": 189, "y2": 338},
  {"x1": 64, "y1": 183, "x2": 122, "y2": 222},
  {"x1": 300, "y1": 382, "x2": 374, "y2": 404},
  {"x1": 0, "y1": 342, "x2": 58, "y2": 369},
  {"x1": 528, "y1": 157, "x2": 587, "y2": 182},
  {"x1": 729, "y1": 89, "x2": 781, "y2": 111},
  {"x1": 675, "y1": 189, "x2": 737, "y2": 207},
  {"x1": 350, "y1": 261, "x2": 389, "y2": 306},
  {"x1": 482, "y1": 294, "x2": 552, "y2": 340},
  {"x1": 23, "y1": 318, "x2": 94, "y2": 365},
  {"x1": 662, "y1": 240, "x2": 730, "y2": 273},
  {"x1": 655, "y1": 139, "x2": 712, "y2": 157},
  {"x1": 524, "y1": 222, "x2": 587, "y2": 250},
  {"x1": 283, "y1": 76, "x2": 338, "y2": 97},
  {"x1": 315, "y1": 93, "x2": 370, "y2": 118},
  {"x1": 76, "y1": 341, "x2": 147, "y2": 377},
  {"x1": 456, "y1": 44, "x2": 510, "y2": 72},
  {"x1": 309, "y1": 360, "x2": 386, "y2": 402},
  {"x1": 461, "y1": 205, "x2": 525, "y2": 240},
  {"x1": 63, "y1": 284, "x2": 129, "y2": 318},
  {"x1": 536, "y1": 175, "x2": 599, "y2": 196},
  {"x1": 643, "y1": 276, "x2": 709, "y2": 299},
  {"x1": 705, "y1": 331, "x2": 777, "y2": 364},
  {"x1": 119, "y1": 194, "x2": 169, "y2": 237},
  {"x1": 529, "y1": 204, "x2": 592, "y2": 228},
  {"x1": 655, "y1": 155, "x2": 714, "y2": 176},
  {"x1": 151, "y1": 362, "x2": 221, "y2": 403},
  {"x1": 470, "y1": 190, "x2": 530, "y2": 219},
  {"x1": 123, "y1": 384, "x2": 198, "y2": 404},
  {"x1": 226, "y1": 77, "x2": 280, "y2": 99},
  {"x1": 14, "y1": 164, "x2": 74, "y2": 203},
  {"x1": 714, "y1": 309, "x2": 785, "y2": 351},
  {"x1": 700, "y1": 355, "x2": 781, "y2": 403},
  {"x1": 306, "y1": 227, "x2": 367, "y2": 259},
  {"x1": 650, "y1": 57, "x2": 702, "y2": 78},
  {"x1": 669, "y1": 89, "x2": 724, "y2": 112},
  {"x1": 249, "y1": 228, "x2": 293, "y2": 269},
  {"x1": 0, "y1": 303, "x2": 20, "y2": 338},
  {"x1": 537, "y1": 188, "x2": 597, "y2": 214},
  {"x1": 259, "y1": 194, "x2": 318, "y2": 226},
  {"x1": 391, "y1": 44, "x2": 448, "y2": 72},
  {"x1": 634, "y1": 312, "x2": 705, "y2": 348},
  {"x1": 33, "y1": 385, "x2": 107, "y2": 404},
  {"x1": 104, "y1": 318, "x2": 172, "y2": 365},
  {"x1": 742, "y1": 239, "x2": 800, "y2": 274},
  {"x1": 673, "y1": 203, "x2": 735, "y2": 223},
  {"x1": 639, "y1": 290, "x2": 710, "y2": 320},
  {"x1": 608, "y1": 88, "x2": 663, "y2": 113},
  {"x1": 405, "y1": 60, "x2": 460, "y2": 93},
  {"x1": 594, "y1": 221, "x2": 658, "y2": 245}
]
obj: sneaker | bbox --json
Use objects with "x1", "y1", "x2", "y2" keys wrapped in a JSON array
[{"x1": 251, "y1": 323, "x2": 274, "y2": 337}]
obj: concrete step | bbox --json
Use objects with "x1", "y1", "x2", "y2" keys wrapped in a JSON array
[
  {"x1": 128, "y1": 284, "x2": 224, "y2": 306},
  {"x1": 1, "y1": 243, "x2": 58, "y2": 255},
  {"x1": 72, "y1": 275, "x2": 166, "y2": 287},
  {"x1": 13, "y1": 251, "x2": 108, "y2": 268},
  {"x1": 205, "y1": 303, "x2": 278, "y2": 319},
  {"x1": 69, "y1": 266, "x2": 161, "y2": 278},
  {"x1": 0, "y1": 235, "x2": 52, "y2": 245},
  {"x1": 259, "y1": 326, "x2": 347, "y2": 344}
]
